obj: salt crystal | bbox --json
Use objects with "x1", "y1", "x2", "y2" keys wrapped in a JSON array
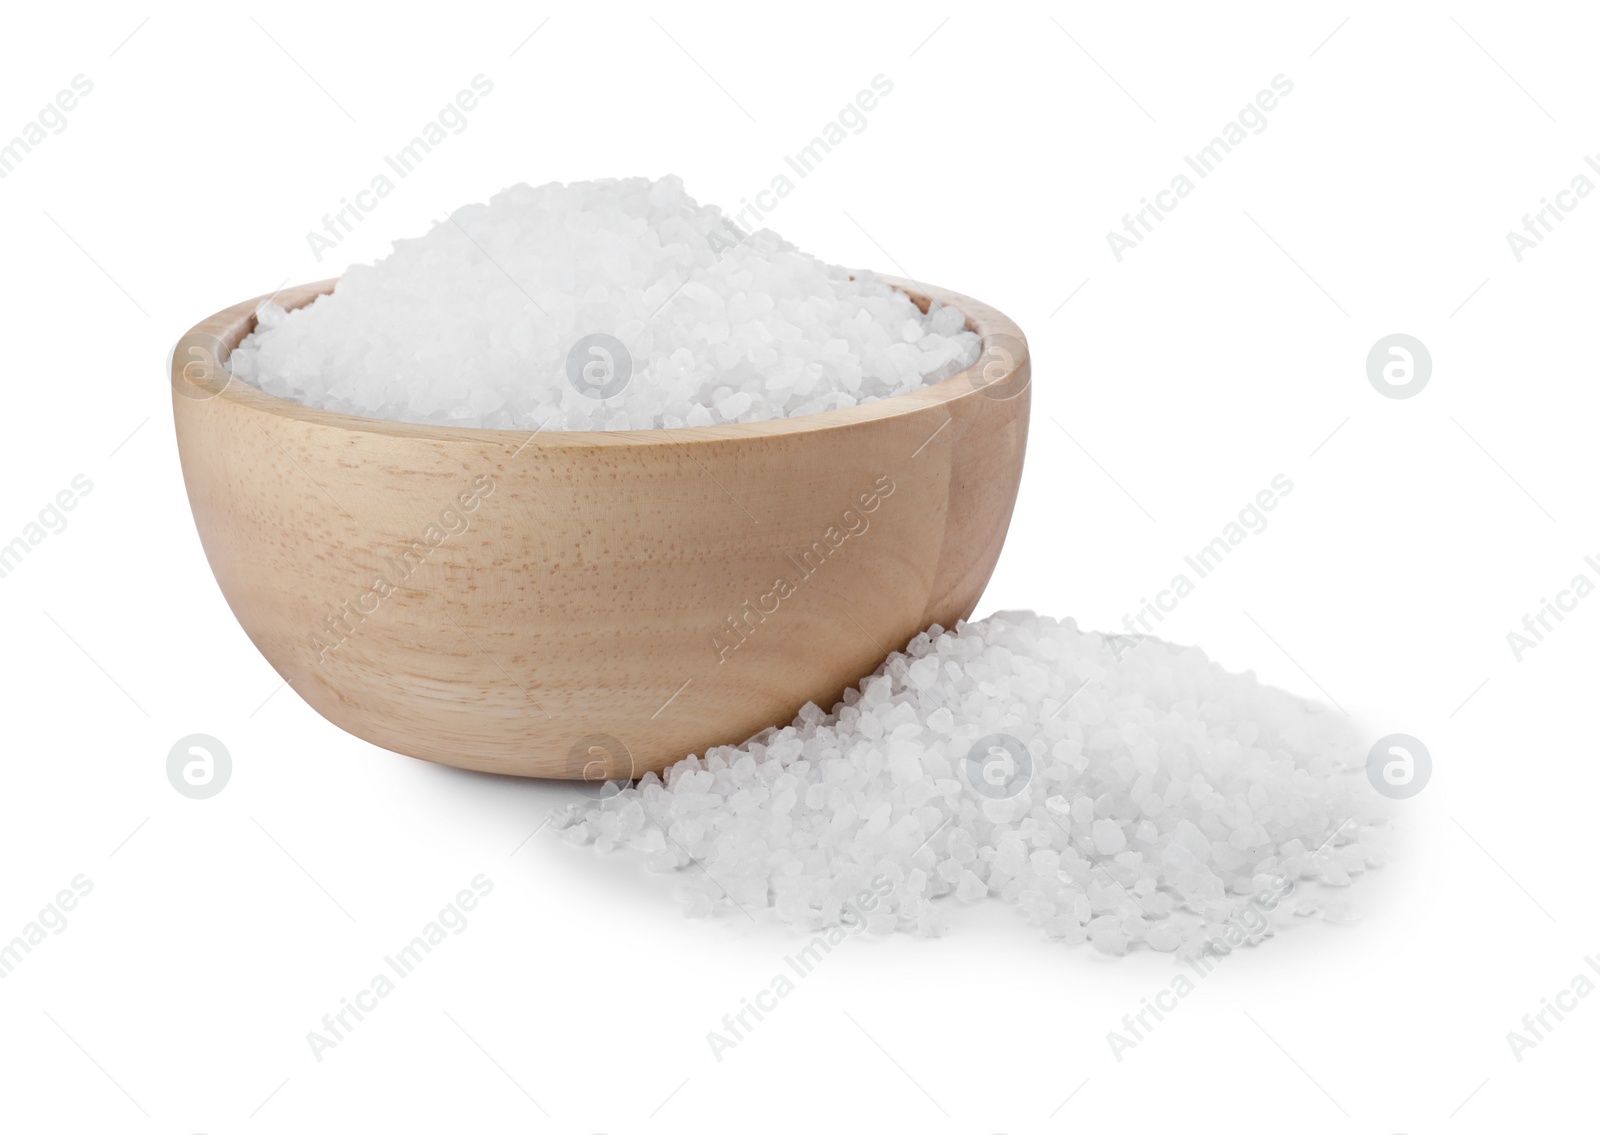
[
  {"x1": 714, "y1": 390, "x2": 753, "y2": 419},
  {"x1": 557, "y1": 610, "x2": 1387, "y2": 954},
  {"x1": 232, "y1": 176, "x2": 980, "y2": 430},
  {"x1": 956, "y1": 870, "x2": 987, "y2": 902},
  {"x1": 1092, "y1": 818, "x2": 1127, "y2": 855}
]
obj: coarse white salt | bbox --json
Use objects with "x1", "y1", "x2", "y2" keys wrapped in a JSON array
[
  {"x1": 552, "y1": 612, "x2": 1388, "y2": 956},
  {"x1": 229, "y1": 176, "x2": 982, "y2": 430}
]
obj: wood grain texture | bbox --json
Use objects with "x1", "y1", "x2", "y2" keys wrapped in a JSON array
[{"x1": 171, "y1": 277, "x2": 1030, "y2": 778}]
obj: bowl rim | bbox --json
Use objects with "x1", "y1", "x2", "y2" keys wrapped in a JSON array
[{"x1": 172, "y1": 273, "x2": 1030, "y2": 448}]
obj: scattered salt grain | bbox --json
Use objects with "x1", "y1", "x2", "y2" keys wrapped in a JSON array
[
  {"x1": 552, "y1": 611, "x2": 1388, "y2": 954},
  {"x1": 1321, "y1": 901, "x2": 1364, "y2": 925},
  {"x1": 229, "y1": 176, "x2": 981, "y2": 430}
]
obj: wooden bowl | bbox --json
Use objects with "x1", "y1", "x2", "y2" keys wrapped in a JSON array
[{"x1": 171, "y1": 277, "x2": 1030, "y2": 778}]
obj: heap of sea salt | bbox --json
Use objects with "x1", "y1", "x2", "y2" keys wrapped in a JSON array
[
  {"x1": 552, "y1": 612, "x2": 1386, "y2": 955},
  {"x1": 229, "y1": 176, "x2": 980, "y2": 430}
]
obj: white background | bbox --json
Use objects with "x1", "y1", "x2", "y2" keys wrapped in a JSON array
[{"x1": 1, "y1": 1, "x2": 1594, "y2": 1130}]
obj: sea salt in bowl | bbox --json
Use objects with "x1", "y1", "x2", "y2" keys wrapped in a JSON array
[{"x1": 171, "y1": 277, "x2": 1029, "y2": 778}]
